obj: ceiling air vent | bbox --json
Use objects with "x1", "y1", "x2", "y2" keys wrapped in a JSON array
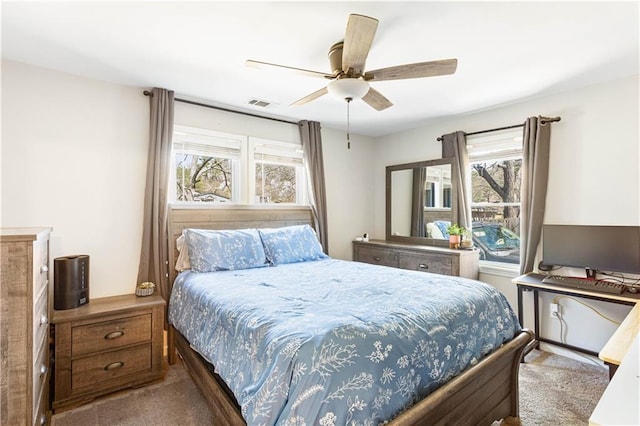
[{"x1": 248, "y1": 98, "x2": 272, "y2": 108}]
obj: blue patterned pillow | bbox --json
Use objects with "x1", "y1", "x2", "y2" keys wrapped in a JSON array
[
  {"x1": 259, "y1": 225, "x2": 328, "y2": 265},
  {"x1": 434, "y1": 220, "x2": 452, "y2": 238},
  {"x1": 184, "y1": 228, "x2": 267, "y2": 272}
]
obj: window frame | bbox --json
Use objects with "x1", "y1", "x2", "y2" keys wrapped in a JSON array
[
  {"x1": 467, "y1": 129, "x2": 523, "y2": 270},
  {"x1": 170, "y1": 125, "x2": 307, "y2": 206}
]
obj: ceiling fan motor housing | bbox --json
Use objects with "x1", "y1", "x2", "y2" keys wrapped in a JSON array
[{"x1": 328, "y1": 42, "x2": 344, "y2": 76}]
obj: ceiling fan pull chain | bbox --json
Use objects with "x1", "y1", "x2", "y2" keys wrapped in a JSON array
[{"x1": 346, "y1": 97, "x2": 352, "y2": 149}]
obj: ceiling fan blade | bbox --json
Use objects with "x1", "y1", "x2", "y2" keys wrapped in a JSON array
[
  {"x1": 342, "y1": 14, "x2": 379, "y2": 76},
  {"x1": 246, "y1": 60, "x2": 332, "y2": 79},
  {"x1": 290, "y1": 86, "x2": 329, "y2": 106},
  {"x1": 364, "y1": 59, "x2": 458, "y2": 82},
  {"x1": 362, "y1": 87, "x2": 393, "y2": 111}
]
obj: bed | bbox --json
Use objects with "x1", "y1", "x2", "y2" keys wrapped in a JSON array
[{"x1": 166, "y1": 205, "x2": 533, "y2": 425}]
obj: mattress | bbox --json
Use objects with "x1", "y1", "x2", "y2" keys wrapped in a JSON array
[{"x1": 168, "y1": 258, "x2": 520, "y2": 425}]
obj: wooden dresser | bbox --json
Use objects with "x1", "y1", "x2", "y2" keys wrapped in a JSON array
[
  {"x1": 353, "y1": 239, "x2": 479, "y2": 279},
  {"x1": 1, "y1": 227, "x2": 52, "y2": 426},
  {"x1": 51, "y1": 294, "x2": 165, "y2": 412}
]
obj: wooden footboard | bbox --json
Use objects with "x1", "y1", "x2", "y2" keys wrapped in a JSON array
[
  {"x1": 390, "y1": 329, "x2": 534, "y2": 425},
  {"x1": 171, "y1": 326, "x2": 533, "y2": 426}
]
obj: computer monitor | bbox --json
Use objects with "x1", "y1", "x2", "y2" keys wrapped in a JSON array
[{"x1": 542, "y1": 225, "x2": 640, "y2": 274}]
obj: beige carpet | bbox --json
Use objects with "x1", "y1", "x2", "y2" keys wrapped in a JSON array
[
  {"x1": 52, "y1": 350, "x2": 609, "y2": 425},
  {"x1": 519, "y1": 350, "x2": 609, "y2": 425}
]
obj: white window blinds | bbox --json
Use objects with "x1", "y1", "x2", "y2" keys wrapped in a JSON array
[
  {"x1": 466, "y1": 129, "x2": 523, "y2": 162},
  {"x1": 252, "y1": 138, "x2": 303, "y2": 166},
  {"x1": 173, "y1": 126, "x2": 243, "y2": 159}
]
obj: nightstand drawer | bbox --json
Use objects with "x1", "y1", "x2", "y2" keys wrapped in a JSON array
[
  {"x1": 72, "y1": 313, "x2": 151, "y2": 356},
  {"x1": 398, "y1": 252, "x2": 453, "y2": 275},
  {"x1": 72, "y1": 344, "x2": 151, "y2": 390}
]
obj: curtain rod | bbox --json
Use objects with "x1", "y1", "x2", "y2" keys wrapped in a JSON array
[
  {"x1": 436, "y1": 116, "x2": 561, "y2": 141},
  {"x1": 143, "y1": 90, "x2": 298, "y2": 126}
]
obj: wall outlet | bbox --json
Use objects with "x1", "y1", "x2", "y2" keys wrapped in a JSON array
[{"x1": 550, "y1": 303, "x2": 560, "y2": 318}]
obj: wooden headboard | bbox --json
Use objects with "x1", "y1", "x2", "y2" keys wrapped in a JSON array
[{"x1": 167, "y1": 204, "x2": 315, "y2": 285}]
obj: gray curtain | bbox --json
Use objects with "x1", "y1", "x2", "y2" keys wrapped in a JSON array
[
  {"x1": 411, "y1": 167, "x2": 426, "y2": 237},
  {"x1": 520, "y1": 116, "x2": 552, "y2": 274},
  {"x1": 442, "y1": 131, "x2": 471, "y2": 229},
  {"x1": 137, "y1": 88, "x2": 174, "y2": 301},
  {"x1": 299, "y1": 120, "x2": 329, "y2": 253}
]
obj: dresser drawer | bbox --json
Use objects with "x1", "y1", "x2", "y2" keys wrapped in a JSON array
[
  {"x1": 398, "y1": 251, "x2": 453, "y2": 275},
  {"x1": 71, "y1": 344, "x2": 151, "y2": 390},
  {"x1": 32, "y1": 335, "x2": 49, "y2": 414},
  {"x1": 33, "y1": 367, "x2": 49, "y2": 426},
  {"x1": 32, "y1": 237, "x2": 49, "y2": 303},
  {"x1": 72, "y1": 313, "x2": 151, "y2": 357},
  {"x1": 355, "y1": 246, "x2": 398, "y2": 267},
  {"x1": 32, "y1": 290, "x2": 49, "y2": 359}
]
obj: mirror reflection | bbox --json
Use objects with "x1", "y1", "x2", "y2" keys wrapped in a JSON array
[{"x1": 386, "y1": 158, "x2": 457, "y2": 245}]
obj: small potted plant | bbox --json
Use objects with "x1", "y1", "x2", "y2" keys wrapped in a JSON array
[{"x1": 447, "y1": 223, "x2": 464, "y2": 249}]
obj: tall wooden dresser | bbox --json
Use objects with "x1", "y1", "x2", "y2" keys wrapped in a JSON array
[{"x1": 1, "y1": 228, "x2": 52, "y2": 426}]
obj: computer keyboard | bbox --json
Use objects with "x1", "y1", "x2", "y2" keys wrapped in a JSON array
[{"x1": 541, "y1": 275, "x2": 626, "y2": 295}]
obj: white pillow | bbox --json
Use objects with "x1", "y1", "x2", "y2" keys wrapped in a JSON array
[
  {"x1": 427, "y1": 222, "x2": 445, "y2": 239},
  {"x1": 175, "y1": 234, "x2": 191, "y2": 272}
]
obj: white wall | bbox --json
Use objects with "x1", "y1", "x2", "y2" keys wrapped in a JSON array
[
  {"x1": 1, "y1": 60, "x2": 149, "y2": 298},
  {"x1": 320, "y1": 127, "x2": 376, "y2": 260},
  {"x1": 1, "y1": 60, "x2": 375, "y2": 298},
  {"x1": 374, "y1": 75, "x2": 640, "y2": 362}
]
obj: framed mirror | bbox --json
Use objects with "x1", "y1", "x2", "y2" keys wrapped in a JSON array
[{"x1": 386, "y1": 158, "x2": 458, "y2": 246}]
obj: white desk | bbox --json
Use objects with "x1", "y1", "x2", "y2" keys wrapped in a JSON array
[
  {"x1": 589, "y1": 303, "x2": 640, "y2": 426},
  {"x1": 589, "y1": 333, "x2": 639, "y2": 425}
]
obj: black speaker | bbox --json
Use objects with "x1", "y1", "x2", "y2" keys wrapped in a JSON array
[{"x1": 54, "y1": 255, "x2": 90, "y2": 310}]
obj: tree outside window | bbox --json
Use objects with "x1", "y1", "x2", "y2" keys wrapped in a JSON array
[
  {"x1": 175, "y1": 154, "x2": 232, "y2": 202},
  {"x1": 468, "y1": 130, "x2": 522, "y2": 264}
]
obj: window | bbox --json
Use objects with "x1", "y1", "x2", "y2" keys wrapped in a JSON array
[
  {"x1": 467, "y1": 129, "x2": 522, "y2": 265},
  {"x1": 250, "y1": 138, "x2": 305, "y2": 204},
  {"x1": 171, "y1": 126, "x2": 306, "y2": 205},
  {"x1": 424, "y1": 165, "x2": 452, "y2": 208}
]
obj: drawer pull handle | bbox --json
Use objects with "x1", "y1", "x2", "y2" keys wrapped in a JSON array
[
  {"x1": 418, "y1": 264, "x2": 429, "y2": 270},
  {"x1": 40, "y1": 315, "x2": 48, "y2": 325},
  {"x1": 104, "y1": 331, "x2": 125, "y2": 340},
  {"x1": 39, "y1": 365, "x2": 47, "y2": 376},
  {"x1": 40, "y1": 414, "x2": 47, "y2": 425},
  {"x1": 40, "y1": 265, "x2": 49, "y2": 273},
  {"x1": 104, "y1": 361, "x2": 124, "y2": 371},
  {"x1": 373, "y1": 256, "x2": 381, "y2": 262}
]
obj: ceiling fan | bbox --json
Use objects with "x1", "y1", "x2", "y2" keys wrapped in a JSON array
[{"x1": 246, "y1": 14, "x2": 458, "y2": 111}]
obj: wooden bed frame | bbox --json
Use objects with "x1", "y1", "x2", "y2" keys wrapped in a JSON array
[{"x1": 166, "y1": 205, "x2": 533, "y2": 426}]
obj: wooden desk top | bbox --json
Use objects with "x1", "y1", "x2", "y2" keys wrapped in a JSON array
[{"x1": 599, "y1": 303, "x2": 640, "y2": 365}]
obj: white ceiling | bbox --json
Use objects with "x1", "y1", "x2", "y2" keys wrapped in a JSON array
[{"x1": 2, "y1": 1, "x2": 638, "y2": 137}]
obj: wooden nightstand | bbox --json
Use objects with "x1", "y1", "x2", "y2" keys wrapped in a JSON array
[{"x1": 51, "y1": 294, "x2": 165, "y2": 412}]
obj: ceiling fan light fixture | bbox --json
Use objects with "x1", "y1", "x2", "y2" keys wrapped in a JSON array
[{"x1": 327, "y1": 78, "x2": 369, "y2": 101}]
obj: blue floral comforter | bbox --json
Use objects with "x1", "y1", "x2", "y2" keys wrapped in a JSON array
[{"x1": 168, "y1": 258, "x2": 520, "y2": 425}]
